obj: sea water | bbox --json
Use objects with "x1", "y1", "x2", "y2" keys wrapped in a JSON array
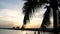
[{"x1": 0, "y1": 29, "x2": 53, "y2": 34}]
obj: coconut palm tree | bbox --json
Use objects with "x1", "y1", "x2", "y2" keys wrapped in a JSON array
[
  {"x1": 22, "y1": 0, "x2": 50, "y2": 28},
  {"x1": 22, "y1": 0, "x2": 59, "y2": 34},
  {"x1": 41, "y1": 6, "x2": 51, "y2": 30},
  {"x1": 50, "y1": 0, "x2": 58, "y2": 34},
  {"x1": 58, "y1": 0, "x2": 60, "y2": 28}
]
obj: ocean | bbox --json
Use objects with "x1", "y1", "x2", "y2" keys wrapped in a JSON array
[{"x1": 0, "y1": 29, "x2": 53, "y2": 34}]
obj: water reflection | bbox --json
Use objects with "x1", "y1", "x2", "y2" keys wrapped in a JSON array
[
  {"x1": 22, "y1": 30, "x2": 53, "y2": 34},
  {"x1": 0, "y1": 29, "x2": 54, "y2": 34}
]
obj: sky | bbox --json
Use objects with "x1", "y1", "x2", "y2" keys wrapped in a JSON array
[
  {"x1": 0, "y1": 0, "x2": 24, "y2": 28},
  {"x1": 0, "y1": 0, "x2": 53, "y2": 28}
]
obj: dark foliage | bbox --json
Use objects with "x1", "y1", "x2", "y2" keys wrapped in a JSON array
[
  {"x1": 41, "y1": 6, "x2": 51, "y2": 28},
  {"x1": 22, "y1": 0, "x2": 49, "y2": 28},
  {"x1": 22, "y1": 0, "x2": 60, "y2": 34}
]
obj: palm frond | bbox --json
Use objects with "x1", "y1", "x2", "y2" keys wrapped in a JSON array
[
  {"x1": 58, "y1": 0, "x2": 60, "y2": 7},
  {"x1": 58, "y1": 10, "x2": 60, "y2": 27},
  {"x1": 41, "y1": 6, "x2": 51, "y2": 27},
  {"x1": 23, "y1": 0, "x2": 34, "y2": 25},
  {"x1": 23, "y1": 0, "x2": 48, "y2": 25}
]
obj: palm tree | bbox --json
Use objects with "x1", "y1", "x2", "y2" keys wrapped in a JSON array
[
  {"x1": 58, "y1": 0, "x2": 60, "y2": 28},
  {"x1": 22, "y1": 0, "x2": 49, "y2": 28},
  {"x1": 22, "y1": 0, "x2": 59, "y2": 34},
  {"x1": 58, "y1": 10, "x2": 60, "y2": 28},
  {"x1": 22, "y1": 0, "x2": 35, "y2": 28},
  {"x1": 41, "y1": 6, "x2": 51, "y2": 30},
  {"x1": 50, "y1": 0, "x2": 58, "y2": 34}
]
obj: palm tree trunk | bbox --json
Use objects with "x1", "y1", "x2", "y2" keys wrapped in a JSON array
[
  {"x1": 50, "y1": 0, "x2": 58, "y2": 34},
  {"x1": 58, "y1": 11, "x2": 60, "y2": 28}
]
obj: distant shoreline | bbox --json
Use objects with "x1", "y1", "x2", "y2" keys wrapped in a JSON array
[
  {"x1": 0, "y1": 28, "x2": 60, "y2": 32},
  {"x1": 0, "y1": 28, "x2": 56, "y2": 32}
]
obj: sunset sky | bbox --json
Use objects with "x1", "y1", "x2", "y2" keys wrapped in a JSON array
[{"x1": 0, "y1": 0, "x2": 53, "y2": 28}]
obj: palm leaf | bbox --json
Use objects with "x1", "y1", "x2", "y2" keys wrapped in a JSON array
[
  {"x1": 23, "y1": 0, "x2": 48, "y2": 25},
  {"x1": 41, "y1": 6, "x2": 51, "y2": 28},
  {"x1": 58, "y1": 10, "x2": 60, "y2": 27}
]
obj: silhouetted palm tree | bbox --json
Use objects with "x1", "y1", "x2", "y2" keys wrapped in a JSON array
[
  {"x1": 22, "y1": 0, "x2": 50, "y2": 28},
  {"x1": 58, "y1": 0, "x2": 60, "y2": 28},
  {"x1": 58, "y1": 9, "x2": 60, "y2": 28},
  {"x1": 22, "y1": 0, "x2": 59, "y2": 34},
  {"x1": 41, "y1": 6, "x2": 51, "y2": 30}
]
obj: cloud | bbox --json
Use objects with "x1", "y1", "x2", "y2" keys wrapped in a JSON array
[
  {"x1": 0, "y1": 0, "x2": 53, "y2": 28},
  {"x1": 0, "y1": 0, "x2": 25, "y2": 28},
  {"x1": 0, "y1": 0, "x2": 24, "y2": 10},
  {"x1": 24, "y1": 18, "x2": 43, "y2": 28},
  {"x1": 0, "y1": 20, "x2": 15, "y2": 28},
  {"x1": 0, "y1": 9, "x2": 24, "y2": 27}
]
